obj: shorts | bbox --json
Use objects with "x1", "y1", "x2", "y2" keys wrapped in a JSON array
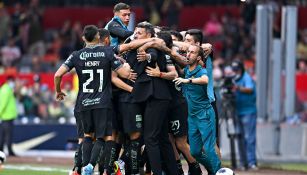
[
  {"x1": 118, "y1": 102, "x2": 143, "y2": 134},
  {"x1": 168, "y1": 100, "x2": 188, "y2": 137},
  {"x1": 112, "y1": 99, "x2": 122, "y2": 132},
  {"x1": 74, "y1": 111, "x2": 84, "y2": 138},
  {"x1": 80, "y1": 108, "x2": 113, "y2": 138}
]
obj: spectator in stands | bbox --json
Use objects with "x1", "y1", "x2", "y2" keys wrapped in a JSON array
[
  {"x1": 161, "y1": 0, "x2": 183, "y2": 30},
  {"x1": 297, "y1": 30, "x2": 307, "y2": 60},
  {"x1": 203, "y1": 13, "x2": 222, "y2": 37},
  {"x1": 297, "y1": 59, "x2": 307, "y2": 74},
  {"x1": 0, "y1": 4, "x2": 10, "y2": 46},
  {"x1": 0, "y1": 76, "x2": 18, "y2": 156},
  {"x1": 0, "y1": 37, "x2": 21, "y2": 67},
  {"x1": 27, "y1": 0, "x2": 45, "y2": 57},
  {"x1": 11, "y1": 3, "x2": 22, "y2": 37}
]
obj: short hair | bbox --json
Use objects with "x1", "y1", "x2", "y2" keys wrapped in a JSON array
[
  {"x1": 156, "y1": 31, "x2": 173, "y2": 49},
  {"x1": 169, "y1": 30, "x2": 183, "y2": 41},
  {"x1": 98, "y1": 28, "x2": 110, "y2": 41},
  {"x1": 159, "y1": 26, "x2": 171, "y2": 32},
  {"x1": 114, "y1": 3, "x2": 130, "y2": 13},
  {"x1": 136, "y1": 21, "x2": 155, "y2": 37},
  {"x1": 185, "y1": 29, "x2": 203, "y2": 44},
  {"x1": 193, "y1": 45, "x2": 204, "y2": 60},
  {"x1": 83, "y1": 25, "x2": 98, "y2": 42}
]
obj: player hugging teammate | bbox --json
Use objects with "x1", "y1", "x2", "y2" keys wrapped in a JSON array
[{"x1": 54, "y1": 2, "x2": 222, "y2": 175}]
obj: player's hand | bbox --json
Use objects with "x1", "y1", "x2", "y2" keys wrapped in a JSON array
[
  {"x1": 56, "y1": 91, "x2": 66, "y2": 101},
  {"x1": 115, "y1": 54, "x2": 126, "y2": 63},
  {"x1": 128, "y1": 69, "x2": 137, "y2": 82},
  {"x1": 146, "y1": 63, "x2": 160, "y2": 77},
  {"x1": 137, "y1": 51, "x2": 150, "y2": 62},
  {"x1": 173, "y1": 77, "x2": 189, "y2": 85},
  {"x1": 202, "y1": 43, "x2": 213, "y2": 58}
]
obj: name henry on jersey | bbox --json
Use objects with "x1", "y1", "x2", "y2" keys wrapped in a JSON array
[
  {"x1": 85, "y1": 61, "x2": 100, "y2": 67},
  {"x1": 80, "y1": 51, "x2": 105, "y2": 60}
]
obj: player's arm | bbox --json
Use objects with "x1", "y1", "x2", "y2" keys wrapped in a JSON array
[
  {"x1": 54, "y1": 65, "x2": 69, "y2": 101},
  {"x1": 111, "y1": 71, "x2": 133, "y2": 93},
  {"x1": 138, "y1": 41, "x2": 189, "y2": 66},
  {"x1": 145, "y1": 64, "x2": 178, "y2": 80},
  {"x1": 115, "y1": 62, "x2": 134, "y2": 79},
  {"x1": 173, "y1": 75, "x2": 208, "y2": 85},
  {"x1": 115, "y1": 38, "x2": 157, "y2": 54},
  {"x1": 108, "y1": 22, "x2": 134, "y2": 39}
]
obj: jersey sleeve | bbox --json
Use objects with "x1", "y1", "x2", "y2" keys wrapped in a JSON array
[
  {"x1": 62, "y1": 52, "x2": 75, "y2": 71},
  {"x1": 244, "y1": 74, "x2": 255, "y2": 90},
  {"x1": 108, "y1": 21, "x2": 133, "y2": 39},
  {"x1": 199, "y1": 68, "x2": 208, "y2": 76}
]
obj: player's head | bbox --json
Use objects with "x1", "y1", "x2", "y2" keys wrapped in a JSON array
[
  {"x1": 170, "y1": 30, "x2": 183, "y2": 41},
  {"x1": 82, "y1": 25, "x2": 99, "y2": 43},
  {"x1": 98, "y1": 28, "x2": 110, "y2": 46},
  {"x1": 187, "y1": 45, "x2": 204, "y2": 65},
  {"x1": 134, "y1": 21, "x2": 154, "y2": 40},
  {"x1": 156, "y1": 31, "x2": 173, "y2": 49},
  {"x1": 114, "y1": 2, "x2": 131, "y2": 26},
  {"x1": 185, "y1": 29, "x2": 203, "y2": 46}
]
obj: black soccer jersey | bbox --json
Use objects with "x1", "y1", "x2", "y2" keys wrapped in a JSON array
[{"x1": 63, "y1": 45, "x2": 122, "y2": 112}]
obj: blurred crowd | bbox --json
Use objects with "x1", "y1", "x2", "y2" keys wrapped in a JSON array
[{"x1": 0, "y1": 0, "x2": 307, "y2": 123}]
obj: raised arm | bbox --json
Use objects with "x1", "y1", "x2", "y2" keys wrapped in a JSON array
[
  {"x1": 116, "y1": 38, "x2": 156, "y2": 53},
  {"x1": 138, "y1": 40, "x2": 190, "y2": 66}
]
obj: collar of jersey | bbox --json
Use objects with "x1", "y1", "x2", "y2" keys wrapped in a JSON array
[{"x1": 85, "y1": 44, "x2": 103, "y2": 48}]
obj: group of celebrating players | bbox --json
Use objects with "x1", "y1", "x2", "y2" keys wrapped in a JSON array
[{"x1": 54, "y1": 2, "x2": 221, "y2": 175}]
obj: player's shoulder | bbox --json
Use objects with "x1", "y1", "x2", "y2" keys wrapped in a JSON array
[
  {"x1": 199, "y1": 67, "x2": 207, "y2": 75},
  {"x1": 109, "y1": 20, "x2": 121, "y2": 27}
]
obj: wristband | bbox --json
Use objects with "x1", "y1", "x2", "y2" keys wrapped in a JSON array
[
  {"x1": 159, "y1": 72, "x2": 163, "y2": 78},
  {"x1": 189, "y1": 78, "x2": 192, "y2": 84}
]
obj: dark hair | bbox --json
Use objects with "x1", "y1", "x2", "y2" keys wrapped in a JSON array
[
  {"x1": 98, "y1": 28, "x2": 110, "y2": 41},
  {"x1": 169, "y1": 30, "x2": 183, "y2": 41},
  {"x1": 156, "y1": 31, "x2": 173, "y2": 49},
  {"x1": 136, "y1": 21, "x2": 155, "y2": 37},
  {"x1": 185, "y1": 29, "x2": 203, "y2": 44},
  {"x1": 196, "y1": 45, "x2": 205, "y2": 60},
  {"x1": 159, "y1": 26, "x2": 171, "y2": 32},
  {"x1": 114, "y1": 3, "x2": 130, "y2": 13},
  {"x1": 83, "y1": 25, "x2": 98, "y2": 42},
  {"x1": 231, "y1": 60, "x2": 245, "y2": 72}
]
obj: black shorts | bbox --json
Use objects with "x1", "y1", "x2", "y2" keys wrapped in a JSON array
[
  {"x1": 112, "y1": 99, "x2": 122, "y2": 132},
  {"x1": 80, "y1": 108, "x2": 113, "y2": 138},
  {"x1": 118, "y1": 102, "x2": 143, "y2": 134},
  {"x1": 74, "y1": 111, "x2": 84, "y2": 138},
  {"x1": 168, "y1": 100, "x2": 188, "y2": 137}
]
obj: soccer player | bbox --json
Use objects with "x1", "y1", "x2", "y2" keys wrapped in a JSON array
[
  {"x1": 173, "y1": 45, "x2": 221, "y2": 175},
  {"x1": 127, "y1": 22, "x2": 178, "y2": 175},
  {"x1": 105, "y1": 2, "x2": 134, "y2": 46},
  {"x1": 54, "y1": 25, "x2": 131, "y2": 175},
  {"x1": 144, "y1": 31, "x2": 202, "y2": 175}
]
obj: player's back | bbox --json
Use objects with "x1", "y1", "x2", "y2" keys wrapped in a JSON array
[{"x1": 65, "y1": 45, "x2": 120, "y2": 111}]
